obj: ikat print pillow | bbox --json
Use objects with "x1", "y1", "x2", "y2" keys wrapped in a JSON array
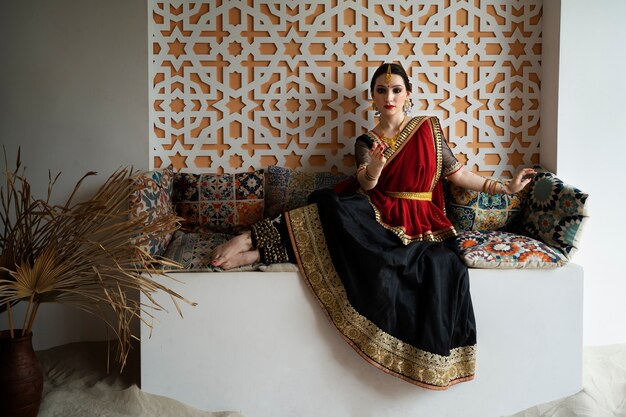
[
  {"x1": 264, "y1": 165, "x2": 348, "y2": 219},
  {"x1": 129, "y1": 165, "x2": 175, "y2": 257},
  {"x1": 456, "y1": 230, "x2": 568, "y2": 269},
  {"x1": 173, "y1": 170, "x2": 265, "y2": 233},
  {"x1": 518, "y1": 169, "x2": 589, "y2": 259},
  {"x1": 444, "y1": 181, "x2": 527, "y2": 232}
]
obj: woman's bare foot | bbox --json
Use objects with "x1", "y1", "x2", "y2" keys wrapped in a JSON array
[
  {"x1": 211, "y1": 231, "x2": 254, "y2": 267},
  {"x1": 216, "y1": 249, "x2": 260, "y2": 270}
]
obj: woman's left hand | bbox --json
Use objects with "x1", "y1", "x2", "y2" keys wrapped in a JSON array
[{"x1": 504, "y1": 167, "x2": 537, "y2": 194}]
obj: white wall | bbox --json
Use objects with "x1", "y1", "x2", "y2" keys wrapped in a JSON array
[
  {"x1": 0, "y1": 0, "x2": 148, "y2": 349},
  {"x1": 556, "y1": 0, "x2": 626, "y2": 345}
]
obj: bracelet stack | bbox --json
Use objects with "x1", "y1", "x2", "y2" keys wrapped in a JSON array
[
  {"x1": 250, "y1": 218, "x2": 288, "y2": 264},
  {"x1": 482, "y1": 178, "x2": 507, "y2": 195}
]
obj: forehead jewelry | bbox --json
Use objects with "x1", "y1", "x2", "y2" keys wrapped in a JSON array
[{"x1": 385, "y1": 64, "x2": 392, "y2": 84}]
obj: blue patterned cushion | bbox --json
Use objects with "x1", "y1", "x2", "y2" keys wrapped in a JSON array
[
  {"x1": 444, "y1": 181, "x2": 527, "y2": 232},
  {"x1": 456, "y1": 230, "x2": 568, "y2": 269},
  {"x1": 519, "y1": 169, "x2": 589, "y2": 259},
  {"x1": 264, "y1": 165, "x2": 348, "y2": 219},
  {"x1": 173, "y1": 170, "x2": 265, "y2": 233},
  {"x1": 162, "y1": 230, "x2": 258, "y2": 272},
  {"x1": 129, "y1": 165, "x2": 174, "y2": 256}
]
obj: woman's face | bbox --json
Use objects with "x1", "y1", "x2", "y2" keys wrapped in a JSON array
[{"x1": 372, "y1": 73, "x2": 410, "y2": 118}]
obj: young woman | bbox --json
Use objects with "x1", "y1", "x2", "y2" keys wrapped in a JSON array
[{"x1": 211, "y1": 63, "x2": 535, "y2": 389}]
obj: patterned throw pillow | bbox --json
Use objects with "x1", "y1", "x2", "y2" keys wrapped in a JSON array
[
  {"x1": 519, "y1": 169, "x2": 589, "y2": 259},
  {"x1": 129, "y1": 165, "x2": 175, "y2": 257},
  {"x1": 444, "y1": 180, "x2": 527, "y2": 232},
  {"x1": 173, "y1": 170, "x2": 265, "y2": 233},
  {"x1": 264, "y1": 165, "x2": 349, "y2": 219},
  {"x1": 456, "y1": 230, "x2": 568, "y2": 269},
  {"x1": 162, "y1": 230, "x2": 258, "y2": 272}
]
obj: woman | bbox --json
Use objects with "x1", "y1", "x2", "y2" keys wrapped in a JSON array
[{"x1": 212, "y1": 63, "x2": 535, "y2": 390}]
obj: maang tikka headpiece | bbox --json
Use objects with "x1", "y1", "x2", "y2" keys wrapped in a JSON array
[{"x1": 385, "y1": 63, "x2": 392, "y2": 84}]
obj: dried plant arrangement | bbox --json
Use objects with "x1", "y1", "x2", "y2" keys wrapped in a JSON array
[{"x1": 0, "y1": 149, "x2": 193, "y2": 368}]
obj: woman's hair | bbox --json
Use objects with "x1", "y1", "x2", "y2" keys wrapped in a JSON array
[{"x1": 369, "y1": 63, "x2": 412, "y2": 93}]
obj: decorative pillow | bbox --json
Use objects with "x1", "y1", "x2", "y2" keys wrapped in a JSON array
[
  {"x1": 173, "y1": 170, "x2": 265, "y2": 233},
  {"x1": 129, "y1": 165, "x2": 175, "y2": 257},
  {"x1": 519, "y1": 169, "x2": 589, "y2": 259},
  {"x1": 264, "y1": 165, "x2": 349, "y2": 219},
  {"x1": 456, "y1": 230, "x2": 568, "y2": 269},
  {"x1": 444, "y1": 180, "x2": 527, "y2": 232},
  {"x1": 162, "y1": 230, "x2": 258, "y2": 272}
]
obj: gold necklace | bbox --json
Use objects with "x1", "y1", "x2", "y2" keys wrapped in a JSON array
[{"x1": 379, "y1": 116, "x2": 406, "y2": 147}]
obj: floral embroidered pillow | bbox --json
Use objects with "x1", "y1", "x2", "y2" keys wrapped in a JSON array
[
  {"x1": 129, "y1": 165, "x2": 175, "y2": 256},
  {"x1": 173, "y1": 170, "x2": 265, "y2": 233},
  {"x1": 518, "y1": 169, "x2": 589, "y2": 259},
  {"x1": 456, "y1": 230, "x2": 568, "y2": 269}
]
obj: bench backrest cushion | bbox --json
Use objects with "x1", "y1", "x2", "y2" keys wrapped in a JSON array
[
  {"x1": 518, "y1": 169, "x2": 589, "y2": 259},
  {"x1": 264, "y1": 165, "x2": 349, "y2": 219},
  {"x1": 173, "y1": 170, "x2": 265, "y2": 233},
  {"x1": 444, "y1": 180, "x2": 527, "y2": 232}
]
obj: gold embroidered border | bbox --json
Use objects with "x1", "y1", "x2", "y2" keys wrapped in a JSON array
[
  {"x1": 428, "y1": 117, "x2": 444, "y2": 192},
  {"x1": 286, "y1": 204, "x2": 476, "y2": 390}
]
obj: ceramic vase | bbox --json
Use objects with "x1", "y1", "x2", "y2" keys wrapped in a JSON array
[{"x1": 0, "y1": 330, "x2": 44, "y2": 417}]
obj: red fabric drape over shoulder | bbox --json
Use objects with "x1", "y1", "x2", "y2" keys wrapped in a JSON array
[{"x1": 365, "y1": 116, "x2": 456, "y2": 243}]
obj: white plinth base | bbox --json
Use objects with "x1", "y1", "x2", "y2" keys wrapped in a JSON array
[{"x1": 141, "y1": 264, "x2": 583, "y2": 417}]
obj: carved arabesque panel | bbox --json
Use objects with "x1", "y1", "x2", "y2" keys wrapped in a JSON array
[{"x1": 150, "y1": 0, "x2": 542, "y2": 177}]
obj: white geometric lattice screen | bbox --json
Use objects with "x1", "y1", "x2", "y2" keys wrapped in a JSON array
[{"x1": 150, "y1": 0, "x2": 542, "y2": 177}]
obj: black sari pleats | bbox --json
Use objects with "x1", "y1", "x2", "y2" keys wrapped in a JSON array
[{"x1": 286, "y1": 189, "x2": 476, "y2": 390}]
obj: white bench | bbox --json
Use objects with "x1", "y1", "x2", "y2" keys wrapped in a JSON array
[{"x1": 140, "y1": 264, "x2": 583, "y2": 417}]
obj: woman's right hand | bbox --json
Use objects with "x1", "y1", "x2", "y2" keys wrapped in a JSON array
[{"x1": 368, "y1": 142, "x2": 386, "y2": 177}]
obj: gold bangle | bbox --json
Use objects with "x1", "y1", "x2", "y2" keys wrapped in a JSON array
[
  {"x1": 482, "y1": 179, "x2": 491, "y2": 193},
  {"x1": 364, "y1": 166, "x2": 378, "y2": 182},
  {"x1": 485, "y1": 179, "x2": 506, "y2": 194}
]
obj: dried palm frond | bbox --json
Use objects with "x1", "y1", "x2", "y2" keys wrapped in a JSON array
[{"x1": 0, "y1": 149, "x2": 194, "y2": 368}]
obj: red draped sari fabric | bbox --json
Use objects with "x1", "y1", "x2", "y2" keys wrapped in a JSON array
[{"x1": 366, "y1": 116, "x2": 456, "y2": 243}]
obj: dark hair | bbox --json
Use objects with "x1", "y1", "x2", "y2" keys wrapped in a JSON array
[{"x1": 369, "y1": 63, "x2": 412, "y2": 93}]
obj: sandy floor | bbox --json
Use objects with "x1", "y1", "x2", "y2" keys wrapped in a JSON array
[{"x1": 35, "y1": 341, "x2": 626, "y2": 417}]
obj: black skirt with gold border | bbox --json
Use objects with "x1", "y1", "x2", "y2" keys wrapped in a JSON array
[{"x1": 285, "y1": 189, "x2": 476, "y2": 390}]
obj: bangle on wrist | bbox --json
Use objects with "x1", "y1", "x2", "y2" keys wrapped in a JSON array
[
  {"x1": 364, "y1": 166, "x2": 378, "y2": 182},
  {"x1": 492, "y1": 179, "x2": 506, "y2": 194},
  {"x1": 482, "y1": 179, "x2": 492, "y2": 193}
]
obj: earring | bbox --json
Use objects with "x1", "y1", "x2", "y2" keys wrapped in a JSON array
[
  {"x1": 372, "y1": 101, "x2": 380, "y2": 117},
  {"x1": 403, "y1": 98, "x2": 413, "y2": 115}
]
